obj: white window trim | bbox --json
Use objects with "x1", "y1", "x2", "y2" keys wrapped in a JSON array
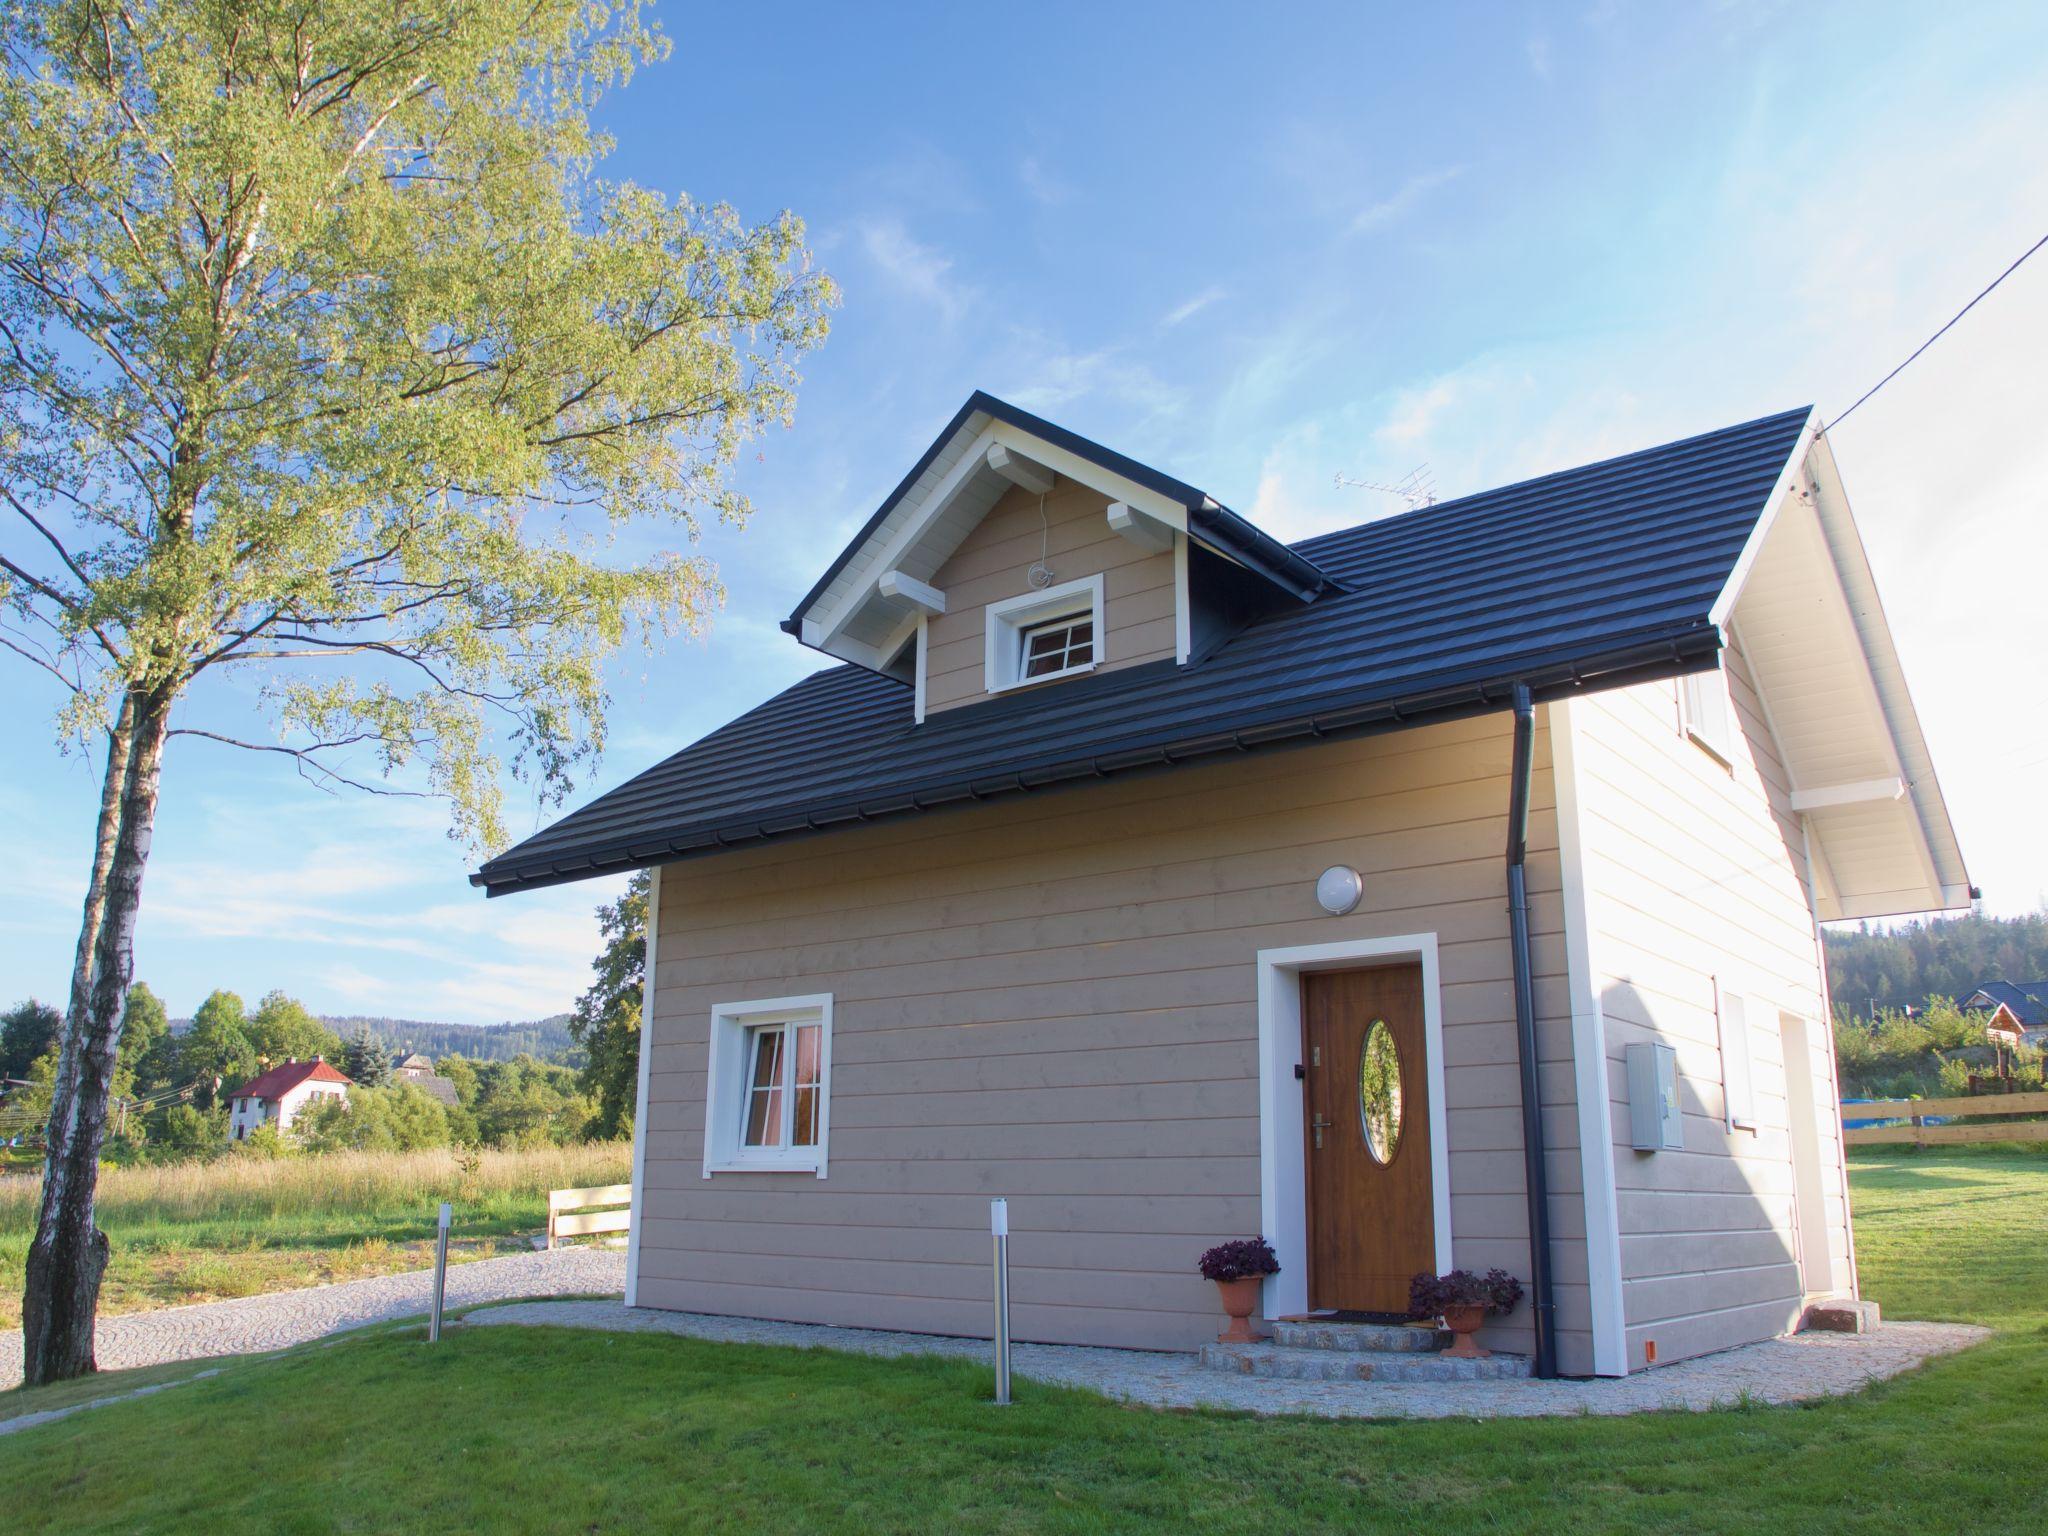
[
  {"x1": 1717, "y1": 978, "x2": 1758, "y2": 1133},
  {"x1": 983, "y1": 573, "x2": 1103, "y2": 694},
  {"x1": 702, "y1": 993, "x2": 833, "y2": 1178},
  {"x1": 1680, "y1": 666, "x2": 1735, "y2": 766}
]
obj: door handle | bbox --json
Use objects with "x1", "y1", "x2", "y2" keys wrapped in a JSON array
[{"x1": 1311, "y1": 1113, "x2": 1331, "y2": 1150}]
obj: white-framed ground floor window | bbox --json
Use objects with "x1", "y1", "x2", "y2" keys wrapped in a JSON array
[{"x1": 703, "y1": 994, "x2": 833, "y2": 1177}]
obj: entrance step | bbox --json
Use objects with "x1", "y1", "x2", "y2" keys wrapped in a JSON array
[
  {"x1": 1269, "y1": 1320, "x2": 1448, "y2": 1353},
  {"x1": 1198, "y1": 1341, "x2": 1532, "y2": 1382}
]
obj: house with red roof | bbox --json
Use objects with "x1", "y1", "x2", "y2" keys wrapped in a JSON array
[{"x1": 227, "y1": 1059, "x2": 352, "y2": 1142}]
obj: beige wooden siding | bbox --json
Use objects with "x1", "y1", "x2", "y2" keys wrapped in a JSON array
[
  {"x1": 637, "y1": 713, "x2": 1594, "y2": 1362},
  {"x1": 922, "y1": 478, "x2": 1176, "y2": 714},
  {"x1": 1568, "y1": 644, "x2": 1850, "y2": 1370}
]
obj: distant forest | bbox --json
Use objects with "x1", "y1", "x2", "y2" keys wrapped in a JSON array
[
  {"x1": 317, "y1": 1015, "x2": 579, "y2": 1064},
  {"x1": 164, "y1": 1012, "x2": 579, "y2": 1064},
  {"x1": 1824, "y1": 910, "x2": 2048, "y2": 1021}
]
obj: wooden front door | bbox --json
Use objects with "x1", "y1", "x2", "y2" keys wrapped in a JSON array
[{"x1": 1301, "y1": 964, "x2": 1435, "y2": 1314}]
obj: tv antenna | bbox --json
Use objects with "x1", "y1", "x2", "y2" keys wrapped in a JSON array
[{"x1": 1334, "y1": 463, "x2": 1436, "y2": 509}]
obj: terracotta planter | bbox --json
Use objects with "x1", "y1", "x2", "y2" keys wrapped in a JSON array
[
  {"x1": 1440, "y1": 1302, "x2": 1491, "y2": 1358},
  {"x1": 1214, "y1": 1276, "x2": 1265, "y2": 1343}
]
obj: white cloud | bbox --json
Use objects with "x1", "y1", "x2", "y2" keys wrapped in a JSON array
[
  {"x1": 1018, "y1": 155, "x2": 1070, "y2": 206},
  {"x1": 1000, "y1": 341, "x2": 1188, "y2": 423},
  {"x1": 1350, "y1": 167, "x2": 1463, "y2": 234},
  {"x1": 856, "y1": 218, "x2": 974, "y2": 325},
  {"x1": 1161, "y1": 286, "x2": 1227, "y2": 328},
  {"x1": 1526, "y1": 34, "x2": 1553, "y2": 80}
]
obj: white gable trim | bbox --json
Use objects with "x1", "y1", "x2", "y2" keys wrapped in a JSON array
[
  {"x1": 624, "y1": 866, "x2": 660, "y2": 1308},
  {"x1": 1708, "y1": 411, "x2": 1821, "y2": 630},
  {"x1": 1549, "y1": 697, "x2": 1628, "y2": 1376},
  {"x1": 804, "y1": 419, "x2": 1193, "y2": 663}
]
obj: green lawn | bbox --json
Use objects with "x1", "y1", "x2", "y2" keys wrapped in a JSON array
[
  {"x1": 0, "y1": 1144, "x2": 629, "y2": 1328},
  {"x1": 1, "y1": 1148, "x2": 2042, "y2": 1534}
]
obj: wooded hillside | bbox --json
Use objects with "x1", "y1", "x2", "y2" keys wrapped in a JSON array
[{"x1": 1825, "y1": 911, "x2": 2048, "y2": 1020}]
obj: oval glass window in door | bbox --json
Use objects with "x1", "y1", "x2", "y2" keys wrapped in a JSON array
[{"x1": 1359, "y1": 1019, "x2": 1403, "y2": 1164}]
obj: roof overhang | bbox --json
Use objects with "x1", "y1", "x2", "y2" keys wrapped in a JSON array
[
  {"x1": 783, "y1": 391, "x2": 1331, "y2": 671},
  {"x1": 1718, "y1": 417, "x2": 1971, "y2": 921}
]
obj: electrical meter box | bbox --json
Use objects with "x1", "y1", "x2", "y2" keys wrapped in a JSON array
[{"x1": 1626, "y1": 1041, "x2": 1683, "y2": 1151}]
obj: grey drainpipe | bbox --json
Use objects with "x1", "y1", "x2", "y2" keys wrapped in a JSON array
[{"x1": 1506, "y1": 681, "x2": 1559, "y2": 1379}]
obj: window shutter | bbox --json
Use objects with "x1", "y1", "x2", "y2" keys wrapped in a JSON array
[{"x1": 1717, "y1": 981, "x2": 1756, "y2": 1131}]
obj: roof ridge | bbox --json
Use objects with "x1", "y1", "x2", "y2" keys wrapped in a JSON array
[{"x1": 1287, "y1": 405, "x2": 1813, "y2": 557}]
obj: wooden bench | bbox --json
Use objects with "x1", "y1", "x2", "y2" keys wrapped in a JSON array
[
  {"x1": 546, "y1": 1183, "x2": 633, "y2": 1249},
  {"x1": 1841, "y1": 1090, "x2": 2048, "y2": 1147}
]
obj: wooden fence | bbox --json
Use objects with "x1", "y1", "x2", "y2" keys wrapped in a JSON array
[
  {"x1": 546, "y1": 1183, "x2": 632, "y2": 1249},
  {"x1": 1841, "y1": 1090, "x2": 2048, "y2": 1147}
]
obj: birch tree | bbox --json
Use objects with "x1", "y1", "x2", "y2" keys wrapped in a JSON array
[{"x1": 0, "y1": 0, "x2": 832, "y2": 1383}]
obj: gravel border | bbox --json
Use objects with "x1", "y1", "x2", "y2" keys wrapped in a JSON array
[
  {"x1": 467, "y1": 1299, "x2": 1990, "y2": 1419},
  {"x1": 0, "y1": 1248, "x2": 625, "y2": 1391}
]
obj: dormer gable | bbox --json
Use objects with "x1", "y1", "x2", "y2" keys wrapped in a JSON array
[{"x1": 782, "y1": 392, "x2": 1331, "y2": 714}]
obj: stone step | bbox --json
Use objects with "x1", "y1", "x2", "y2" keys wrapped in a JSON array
[
  {"x1": 1269, "y1": 1320, "x2": 1448, "y2": 1353},
  {"x1": 1198, "y1": 1341, "x2": 1532, "y2": 1383}
]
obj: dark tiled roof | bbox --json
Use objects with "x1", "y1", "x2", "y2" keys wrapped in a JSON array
[
  {"x1": 1968, "y1": 981, "x2": 2048, "y2": 1027},
  {"x1": 476, "y1": 405, "x2": 1812, "y2": 895}
]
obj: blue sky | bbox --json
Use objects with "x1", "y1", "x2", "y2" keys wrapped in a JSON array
[{"x1": 5, "y1": 1, "x2": 2046, "y2": 1024}]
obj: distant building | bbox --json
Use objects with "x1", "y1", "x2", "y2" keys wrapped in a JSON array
[
  {"x1": 1962, "y1": 981, "x2": 2048, "y2": 1047},
  {"x1": 227, "y1": 1059, "x2": 351, "y2": 1141},
  {"x1": 392, "y1": 1052, "x2": 461, "y2": 1108}
]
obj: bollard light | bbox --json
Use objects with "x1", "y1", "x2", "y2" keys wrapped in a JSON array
[
  {"x1": 991, "y1": 1197, "x2": 1011, "y2": 1405},
  {"x1": 429, "y1": 1201, "x2": 452, "y2": 1343}
]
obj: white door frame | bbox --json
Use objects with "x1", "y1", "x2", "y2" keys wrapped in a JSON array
[{"x1": 1256, "y1": 933, "x2": 1453, "y2": 1319}]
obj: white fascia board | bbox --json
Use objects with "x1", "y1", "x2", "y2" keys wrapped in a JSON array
[
  {"x1": 983, "y1": 420, "x2": 1187, "y2": 528},
  {"x1": 1802, "y1": 429, "x2": 1972, "y2": 900},
  {"x1": 878, "y1": 569, "x2": 946, "y2": 616},
  {"x1": 813, "y1": 423, "x2": 1005, "y2": 646},
  {"x1": 1107, "y1": 500, "x2": 1175, "y2": 554},
  {"x1": 1789, "y1": 777, "x2": 1905, "y2": 812},
  {"x1": 812, "y1": 418, "x2": 1192, "y2": 658},
  {"x1": 1708, "y1": 410, "x2": 1822, "y2": 630}
]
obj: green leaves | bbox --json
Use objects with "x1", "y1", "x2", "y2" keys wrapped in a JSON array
[{"x1": 1, "y1": 0, "x2": 833, "y2": 847}]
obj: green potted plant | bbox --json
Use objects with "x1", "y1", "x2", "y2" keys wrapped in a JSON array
[
  {"x1": 1408, "y1": 1268, "x2": 1524, "y2": 1358},
  {"x1": 1198, "y1": 1238, "x2": 1280, "y2": 1343}
]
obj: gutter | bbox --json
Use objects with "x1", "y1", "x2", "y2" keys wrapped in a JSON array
[{"x1": 1505, "y1": 680, "x2": 1559, "y2": 1380}]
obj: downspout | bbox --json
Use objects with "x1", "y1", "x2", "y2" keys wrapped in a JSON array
[{"x1": 1506, "y1": 681, "x2": 1559, "y2": 1378}]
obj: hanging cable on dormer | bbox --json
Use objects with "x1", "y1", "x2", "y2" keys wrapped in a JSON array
[{"x1": 1027, "y1": 488, "x2": 1055, "y2": 589}]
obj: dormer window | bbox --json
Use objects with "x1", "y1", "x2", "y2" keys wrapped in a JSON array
[
  {"x1": 1022, "y1": 615, "x2": 1094, "y2": 678},
  {"x1": 985, "y1": 575, "x2": 1103, "y2": 693}
]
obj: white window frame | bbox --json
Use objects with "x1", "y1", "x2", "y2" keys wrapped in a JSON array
[
  {"x1": 702, "y1": 993, "x2": 833, "y2": 1177},
  {"x1": 1716, "y1": 978, "x2": 1758, "y2": 1133},
  {"x1": 983, "y1": 574, "x2": 1103, "y2": 693},
  {"x1": 1680, "y1": 666, "x2": 1735, "y2": 766}
]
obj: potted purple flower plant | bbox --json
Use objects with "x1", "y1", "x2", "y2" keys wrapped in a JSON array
[
  {"x1": 1198, "y1": 1237, "x2": 1280, "y2": 1343},
  {"x1": 1408, "y1": 1268, "x2": 1524, "y2": 1358}
]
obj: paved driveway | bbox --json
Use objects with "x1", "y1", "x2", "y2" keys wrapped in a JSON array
[{"x1": 1, "y1": 1248, "x2": 625, "y2": 1390}]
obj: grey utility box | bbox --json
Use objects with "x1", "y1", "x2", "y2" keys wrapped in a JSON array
[{"x1": 1626, "y1": 1042, "x2": 1684, "y2": 1151}]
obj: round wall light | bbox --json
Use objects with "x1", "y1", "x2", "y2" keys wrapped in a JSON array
[{"x1": 1315, "y1": 865, "x2": 1364, "y2": 916}]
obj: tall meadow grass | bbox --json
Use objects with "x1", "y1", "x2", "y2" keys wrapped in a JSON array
[{"x1": 0, "y1": 1143, "x2": 631, "y2": 1232}]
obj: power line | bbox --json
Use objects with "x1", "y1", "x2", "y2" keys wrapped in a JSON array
[{"x1": 1826, "y1": 230, "x2": 2048, "y2": 431}]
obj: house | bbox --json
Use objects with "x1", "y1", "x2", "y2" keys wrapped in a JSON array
[
  {"x1": 392, "y1": 1052, "x2": 461, "y2": 1107},
  {"x1": 473, "y1": 392, "x2": 1970, "y2": 1377},
  {"x1": 227, "y1": 1059, "x2": 351, "y2": 1141},
  {"x1": 1961, "y1": 981, "x2": 2048, "y2": 1047}
]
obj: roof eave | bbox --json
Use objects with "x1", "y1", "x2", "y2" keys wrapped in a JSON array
[{"x1": 473, "y1": 623, "x2": 1721, "y2": 897}]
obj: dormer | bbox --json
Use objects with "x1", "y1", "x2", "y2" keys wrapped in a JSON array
[{"x1": 782, "y1": 392, "x2": 1333, "y2": 720}]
